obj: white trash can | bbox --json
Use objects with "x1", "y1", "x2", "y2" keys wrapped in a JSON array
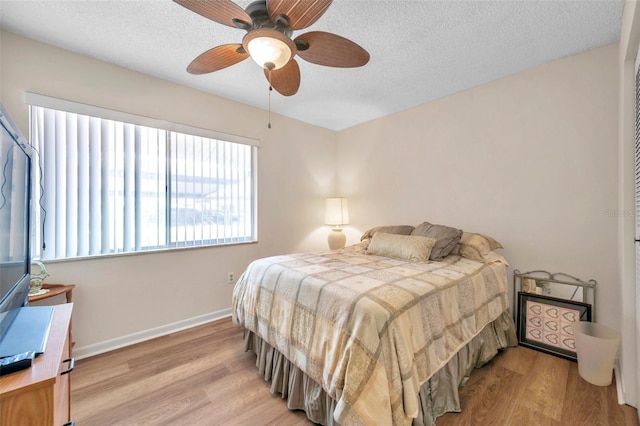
[{"x1": 572, "y1": 321, "x2": 621, "y2": 386}]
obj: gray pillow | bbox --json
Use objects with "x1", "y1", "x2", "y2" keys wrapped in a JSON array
[
  {"x1": 360, "y1": 225, "x2": 415, "y2": 241},
  {"x1": 411, "y1": 222, "x2": 463, "y2": 260}
]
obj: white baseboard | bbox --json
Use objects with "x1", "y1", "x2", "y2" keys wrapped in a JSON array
[
  {"x1": 615, "y1": 360, "x2": 625, "y2": 405},
  {"x1": 72, "y1": 308, "x2": 232, "y2": 360}
]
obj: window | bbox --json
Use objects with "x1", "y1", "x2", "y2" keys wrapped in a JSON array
[{"x1": 28, "y1": 94, "x2": 257, "y2": 260}]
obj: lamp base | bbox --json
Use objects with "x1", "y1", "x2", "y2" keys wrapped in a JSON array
[{"x1": 327, "y1": 228, "x2": 346, "y2": 250}]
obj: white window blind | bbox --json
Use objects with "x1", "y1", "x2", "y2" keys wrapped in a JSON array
[{"x1": 28, "y1": 95, "x2": 257, "y2": 260}]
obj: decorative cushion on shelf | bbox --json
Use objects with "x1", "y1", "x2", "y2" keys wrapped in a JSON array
[
  {"x1": 360, "y1": 225, "x2": 415, "y2": 241},
  {"x1": 410, "y1": 222, "x2": 463, "y2": 260},
  {"x1": 453, "y1": 232, "x2": 503, "y2": 262},
  {"x1": 366, "y1": 233, "x2": 437, "y2": 263}
]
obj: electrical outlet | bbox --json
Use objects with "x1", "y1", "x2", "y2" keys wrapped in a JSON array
[{"x1": 228, "y1": 272, "x2": 234, "y2": 283}]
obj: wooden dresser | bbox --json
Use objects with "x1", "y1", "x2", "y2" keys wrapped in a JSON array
[{"x1": 0, "y1": 303, "x2": 73, "y2": 426}]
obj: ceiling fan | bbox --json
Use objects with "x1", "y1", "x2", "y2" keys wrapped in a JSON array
[{"x1": 174, "y1": 0, "x2": 370, "y2": 96}]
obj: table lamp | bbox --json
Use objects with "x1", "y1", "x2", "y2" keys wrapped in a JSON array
[{"x1": 325, "y1": 197, "x2": 349, "y2": 250}]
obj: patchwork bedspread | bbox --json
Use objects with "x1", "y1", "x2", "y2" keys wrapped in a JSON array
[{"x1": 232, "y1": 244, "x2": 510, "y2": 425}]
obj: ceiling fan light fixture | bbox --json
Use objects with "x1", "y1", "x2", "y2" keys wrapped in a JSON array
[{"x1": 243, "y1": 29, "x2": 296, "y2": 70}]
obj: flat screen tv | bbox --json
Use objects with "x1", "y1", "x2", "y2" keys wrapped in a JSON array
[{"x1": 0, "y1": 103, "x2": 32, "y2": 344}]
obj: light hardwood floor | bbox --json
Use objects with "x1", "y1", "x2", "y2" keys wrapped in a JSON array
[{"x1": 71, "y1": 318, "x2": 639, "y2": 425}]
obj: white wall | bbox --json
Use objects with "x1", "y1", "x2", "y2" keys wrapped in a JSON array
[
  {"x1": 0, "y1": 30, "x2": 336, "y2": 355},
  {"x1": 337, "y1": 45, "x2": 619, "y2": 331}
]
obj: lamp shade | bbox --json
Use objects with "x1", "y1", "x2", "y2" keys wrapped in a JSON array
[{"x1": 325, "y1": 198, "x2": 349, "y2": 226}]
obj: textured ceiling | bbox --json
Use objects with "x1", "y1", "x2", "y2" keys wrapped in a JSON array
[{"x1": 0, "y1": 0, "x2": 624, "y2": 131}]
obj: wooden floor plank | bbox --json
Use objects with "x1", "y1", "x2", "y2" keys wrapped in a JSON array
[
  {"x1": 119, "y1": 389, "x2": 212, "y2": 426},
  {"x1": 436, "y1": 364, "x2": 522, "y2": 425},
  {"x1": 495, "y1": 345, "x2": 538, "y2": 375},
  {"x1": 71, "y1": 318, "x2": 639, "y2": 425},
  {"x1": 508, "y1": 404, "x2": 559, "y2": 426},
  {"x1": 517, "y1": 352, "x2": 569, "y2": 421},
  {"x1": 562, "y1": 359, "x2": 609, "y2": 425}
]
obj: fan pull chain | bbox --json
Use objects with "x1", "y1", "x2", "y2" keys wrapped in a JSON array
[
  {"x1": 268, "y1": 85, "x2": 272, "y2": 129},
  {"x1": 266, "y1": 68, "x2": 273, "y2": 129}
]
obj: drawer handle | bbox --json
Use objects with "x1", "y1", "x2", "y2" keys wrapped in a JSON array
[
  {"x1": 61, "y1": 357, "x2": 75, "y2": 375},
  {"x1": 63, "y1": 421, "x2": 75, "y2": 426}
]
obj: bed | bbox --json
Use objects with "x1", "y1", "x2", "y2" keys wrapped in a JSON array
[{"x1": 232, "y1": 223, "x2": 517, "y2": 425}]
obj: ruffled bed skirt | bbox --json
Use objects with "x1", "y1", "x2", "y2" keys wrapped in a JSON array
[{"x1": 243, "y1": 310, "x2": 518, "y2": 425}]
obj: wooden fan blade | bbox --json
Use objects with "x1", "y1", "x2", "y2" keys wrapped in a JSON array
[
  {"x1": 264, "y1": 60, "x2": 300, "y2": 96},
  {"x1": 187, "y1": 44, "x2": 249, "y2": 74},
  {"x1": 266, "y1": 0, "x2": 332, "y2": 30},
  {"x1": 174, "y1": 0, "x2": 251, "y2": 29},
  {"x1": 295, "y1": 31, "x2": 369, "y2": 68}
]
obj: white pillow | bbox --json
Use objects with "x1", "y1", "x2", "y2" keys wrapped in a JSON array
[
  {"x1": 366, "y1": 233, "x2": 437, "y2": 262},
  {"x1": 453, "y1": 232, "x2": 503, "y2": 263}
]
